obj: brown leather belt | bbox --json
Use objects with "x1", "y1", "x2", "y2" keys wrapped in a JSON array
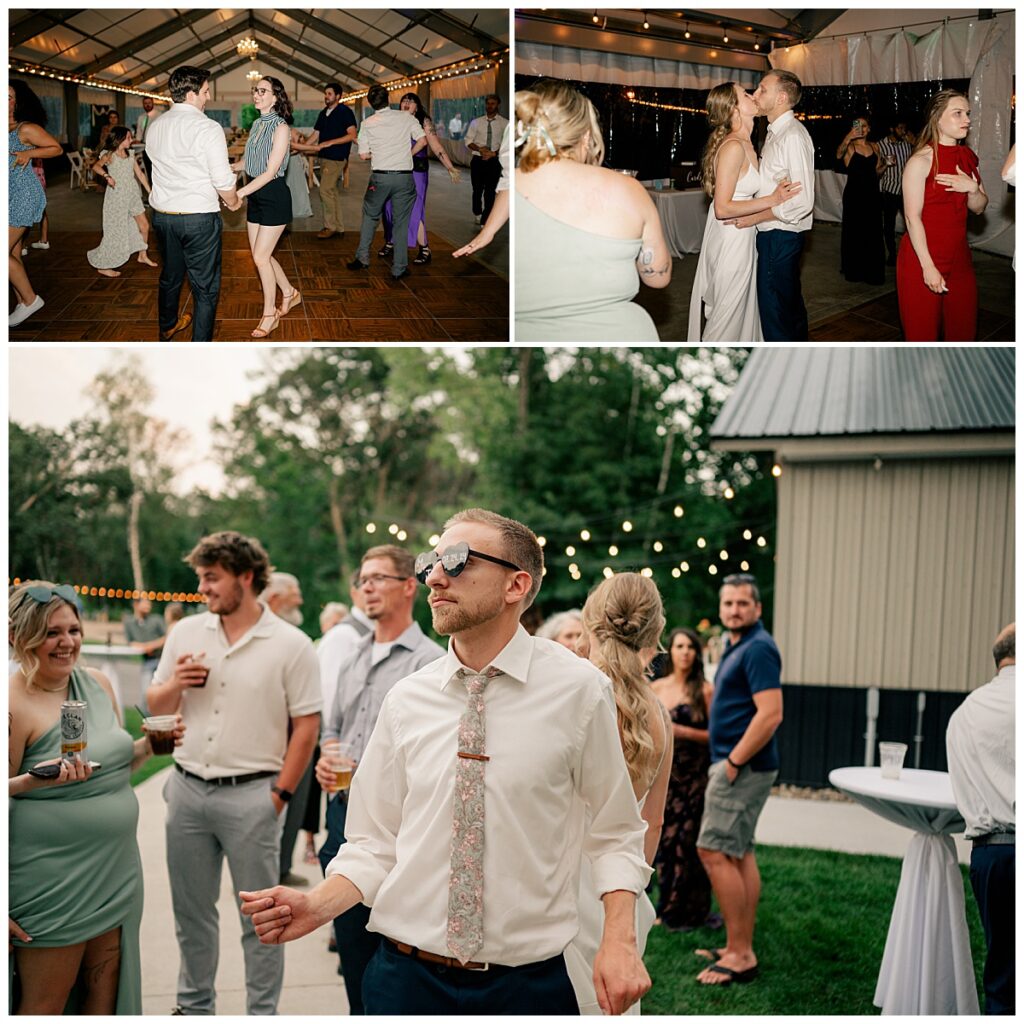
[{"x1": 385, "y1": 937, "x2": 489, "y2": 971}]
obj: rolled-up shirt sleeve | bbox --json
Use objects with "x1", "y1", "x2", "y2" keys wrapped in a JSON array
[
  {"x1": 325, "y1": 696, "x2": 404, "y2": 903},
  {"x1": 772, "y1": 127, "x2": 815, "y2": 224},
  {"x1": 576, "y1": 686, "x2": 651, "y2": 898},
  {"x1": 357, "y1": 121, "x2": 370, "y2": 158},
  {"x1": 202, "y1": 122, "x2": 236, "y2": 192}
]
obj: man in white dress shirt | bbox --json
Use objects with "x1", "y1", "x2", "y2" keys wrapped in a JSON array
[
  {"x1": 946, "y1": 623, "x2": 1015, "y2": 1016},
  {"x1": 464, "y1": 95, "x2": 509, "y2": 226},
  {"x1": 241, "y1": 508, "x2": 652, "y2": 1014},
  {"x1": 133, "y1": 95, "x2": 161, "y2": 191},
  {"x1": 346, "y1": 84, "x2": 426, "y2": 280},
  {"x1": 146, "y1": 66, "x2": 240, "y2": 342},
  {"x1": 729, "y1": 70, "x2": 815, "y2": 341}
]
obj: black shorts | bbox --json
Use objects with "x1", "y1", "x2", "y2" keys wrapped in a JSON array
[{"x1": 246, "y1": 175, "x2": 292, "y2": 226}]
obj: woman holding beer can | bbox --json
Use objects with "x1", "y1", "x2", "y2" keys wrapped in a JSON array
[
  {"x1": 563, "y1": 572, "x2": 673, "y2": 1015},
  {"x1": 8, "y1": 581, "x2": 183, "y2": 1014}
]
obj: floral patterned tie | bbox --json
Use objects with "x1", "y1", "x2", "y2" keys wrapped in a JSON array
[{"x1": 447, "y1": 666, "x2": 500, "y2": 963}]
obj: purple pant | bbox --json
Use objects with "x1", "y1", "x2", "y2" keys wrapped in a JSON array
[{"x1": 383, "y1": 168, "x2": 428, "y2": 247}]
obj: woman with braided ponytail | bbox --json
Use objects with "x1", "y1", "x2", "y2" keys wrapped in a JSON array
[
  {"x1": 687, "y1": 83, "x2": 803, "y2": 342},
  {"x1": 564, "y1": 573, "x2": 673, "y2": 1014},
  {"x1": 515, "y1": 79, "x2": 671, "y2": 341}
]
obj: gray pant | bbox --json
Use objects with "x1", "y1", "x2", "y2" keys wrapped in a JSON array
[
  {"x1": 355, "y1": 171, "x2": 416, "y2": 276},
  {"x1": 164, "y1": 769, "x2": 285, "y2": 1014}
]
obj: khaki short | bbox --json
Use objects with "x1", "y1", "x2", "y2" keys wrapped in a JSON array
[{"x1": 697, "y1": 759, "x2": 777, "y2": 859}]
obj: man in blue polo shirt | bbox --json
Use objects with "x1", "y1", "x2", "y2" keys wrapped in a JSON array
[{"x1": 696, "y1": 573, "x2": 783, "y2": 988}]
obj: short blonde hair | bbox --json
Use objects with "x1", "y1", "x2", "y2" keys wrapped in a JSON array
[
  {"x1": 443, "y1": 508, "x2": 545, "y2": 608},
  {"x1": 515, "y1": 79, "x2": 605, "y2": 173},
  {"x1": 9, "y1": 581, "x2": 81, "y2": 687}
]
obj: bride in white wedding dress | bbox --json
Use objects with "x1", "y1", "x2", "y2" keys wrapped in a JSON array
[{"x1": 688, "y1": 83, "x2": 803, "y2": 342}]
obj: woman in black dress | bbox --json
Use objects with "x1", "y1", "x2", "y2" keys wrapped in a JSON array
[
  {"x1": 836, "y1": 115, "x2": 886, "y2": 285},
  {"x1": 651, "y1": 627, "x2": 718, "y2": 930}
]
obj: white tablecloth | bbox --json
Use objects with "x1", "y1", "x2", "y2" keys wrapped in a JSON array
[
  {"x1": 645, "y1": 188, "x2": 708, "y2": 258},
  {"x1": 829, "y1": 767, "x2": 979, "y2": 1016}
]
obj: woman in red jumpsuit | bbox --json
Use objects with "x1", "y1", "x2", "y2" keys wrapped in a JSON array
[{"x1": 897, "y1": 90, "x2": 989, "y2": 341}]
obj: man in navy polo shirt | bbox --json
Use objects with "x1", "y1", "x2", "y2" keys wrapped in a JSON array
[
  {"x1": 695, "y1": 573, "x2": 783, "y2": 987},
  {"x1": 301, "y1": 82, "x2": 358, "y2": 239}
]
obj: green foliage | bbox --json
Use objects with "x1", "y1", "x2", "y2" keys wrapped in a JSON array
[
  {"x1": 240, "y1": 103, "x2": 258, "y2": 131},
  {"x1": 643, "y1": 844, "x2": 985, "y2": 1014},
  {"x1": 9, "y1": 348, "x2": 777, "y2": 638}
]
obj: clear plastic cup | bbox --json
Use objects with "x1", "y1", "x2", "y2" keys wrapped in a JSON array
[
  {"x1": 143, "y1": 715, "x2": 178, "y2": 755},
  {"x1": 322, "y1": 740, "x2": 357, "y2": 793},
  {"x1": 879, "y1": 741, "x2": 908, "y2": 780}
]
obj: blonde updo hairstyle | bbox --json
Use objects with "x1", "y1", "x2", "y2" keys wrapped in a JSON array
[
  {"x1": 581, "y1": 572, "x2": 666, "y2": 793},
  {"x1": 700, "y1": 82, "x2": 741, "y2": 198},
  {"x1": 9, "y1": 581, "x2": 81, "y2": 687},
  {"x1": 515, "y1": 79, "x2": 605, "y2": 173}
]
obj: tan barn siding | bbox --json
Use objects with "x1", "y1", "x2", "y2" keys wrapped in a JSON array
[{"x1": 775, "y1": 457, "x2": 1013, "y2": 694}]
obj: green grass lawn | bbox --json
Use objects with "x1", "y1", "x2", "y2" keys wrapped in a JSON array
[
  {"x1": 643, "y1": 844, "x2": 986, "y2": 1014},
  {"x1": 124, "y1": 707, "x2": 175, "y2": 787}
]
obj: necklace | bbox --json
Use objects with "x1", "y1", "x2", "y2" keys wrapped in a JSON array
[{"x1": 27, "y1": 678, "x2": 70, "y2": 694}]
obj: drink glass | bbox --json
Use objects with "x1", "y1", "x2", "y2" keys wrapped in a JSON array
[
  {"x1": 879, "y1": 741, "x2": 908, "y2": 779},
  {"x1": 322, "y1": 740, "x2": 357, "y2": 793},
  {"x1": 186, "y1": 655, "x2": 210, "y2": 688},
  {"x1": 143, "y1": 715, "x2": 178, "y2": 755}
]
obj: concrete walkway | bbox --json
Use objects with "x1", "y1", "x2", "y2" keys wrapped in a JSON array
[{"x1": 135, "y1": 767, "x2": 969, "y2": 1014}]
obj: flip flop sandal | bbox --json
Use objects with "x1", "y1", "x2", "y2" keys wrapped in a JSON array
[
  {"x1": 694, "y1": 948, "x2": 726, "y2": 962},
  {"x1": 700, "y1": 963, "x2": 759, "y2": 986}
]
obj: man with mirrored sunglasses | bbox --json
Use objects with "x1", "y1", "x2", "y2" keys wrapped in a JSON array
[{"x1": 241, "y1": 508, "x2": 651, "y2": 1015}]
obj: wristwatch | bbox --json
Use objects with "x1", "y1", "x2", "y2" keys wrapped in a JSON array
[{"x1": 271, "y1": 785, "x2": 293, "y2": 802}]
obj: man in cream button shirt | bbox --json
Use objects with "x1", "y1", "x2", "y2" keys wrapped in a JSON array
[
  {"x1": 149, "y1": 530, "x2": 320, "y2": 1015},
  {"x1": 241, "y1": 508, "x2": 651, "y2": 1014}
]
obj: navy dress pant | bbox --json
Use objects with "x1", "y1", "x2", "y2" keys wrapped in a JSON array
[
  {"x1": 151, "y1": 210, "x2": 222, "y2": 341},
  {"x1": 755, "y1": 229, "x2": 808, "y2": 341},
  {"x1": 970, "y1": 843, "x2": 1015, "y2": 1015}
]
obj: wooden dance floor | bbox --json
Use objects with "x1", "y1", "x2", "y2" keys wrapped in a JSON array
[
  {"x1": 10, "y1": 229, "x2": 509, "y2": 342},
  {"x1": 808, "y1": 290, "x2": 1014, "y2": 342}
]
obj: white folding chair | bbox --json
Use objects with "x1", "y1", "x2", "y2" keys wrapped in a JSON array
[{"x1": 67, "y1": 150, "x2": 83, "y2": 189}]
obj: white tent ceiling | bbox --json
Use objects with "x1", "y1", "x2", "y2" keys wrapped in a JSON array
[{"x1": 10, "y1": 9, "x2": 509, "y2": 94}]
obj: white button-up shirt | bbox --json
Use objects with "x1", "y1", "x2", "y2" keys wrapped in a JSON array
[
  {"x1": 326, "y1": 626, "x2": 650, "y2": 965},
  {"x1": 146, "y1": 102, "x2": 236, "y2": 214},
  {"x1": 756, "y1": 109, "x2": 815, "y2": 233},
  {"x1": 496, "y1": 123, "x2": 511, "y2": 192},
  {"x1": 357, "y1": 108, "x2": 425, "y2": 171},
  {"x1": 946, "y1": 664, "x2": 1015, "y2": 839},
  {"x1": 154, "y1": 607, "x2": 321, "y2": 778},
  {"x1": 464, "y1": 113, "x2": 509, "y2": 153}
]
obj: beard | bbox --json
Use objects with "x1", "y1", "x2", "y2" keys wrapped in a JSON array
[
  {"x1": 279, "y1": 606, "x2": 303, "y2": 627},
  {"x1": 430, "y1": 589, "x2": 505, "y2": 636},
  {"x1": 211, "y1": 582, "x2": 244, "y2": 617}
]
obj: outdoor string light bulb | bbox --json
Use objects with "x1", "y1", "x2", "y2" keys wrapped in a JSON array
[
  {"x1": 580, "y1": 528, "x2": 591, "y2": 540},
  {"x1": 684, "y1": 23, "x2": 691, "y2": 38},
  {"x1": 537, "y1": 536, "x2": 547, "y2": 547},
  {"x1": 674, "y1": 505, "x2": 684, "y2": 517},
  {"x1": 565, "y1": 545, "x2": 576, "y2": 557},
  {"x1": 365, "y1": 523, "x2": 377, "y2": 533},
  {"x1": 642, "y1": 12, "x2": 650, "y2": 29},
  {"x1": 608, "y1": 545, "x2": 619, "y2": 556},
  {"x1": 723, "y1": 30, "x2": 729, "y2": 43},
  {"x1": 772, "y1": 463, "x2": 783, "y2": 477},
  {"x1": 622, "y1": 520, "x2": 633, "y2": 532},
  {"x1": 743, "y1": 529, "x2": 753, "y2": 540},
  {"x1": 593, "y1": 10, "x2": 599, "y2": 23},
  {"x1": 653, "y1": 541, "x2": 663, "y2": 552}
]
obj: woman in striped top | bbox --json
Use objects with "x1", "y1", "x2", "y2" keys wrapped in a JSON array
[{"x1": 232, "y1": 77, "x2": 297, "y2": 338}]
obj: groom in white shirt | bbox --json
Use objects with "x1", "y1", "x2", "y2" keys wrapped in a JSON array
[
  {"x1": 729, "y1": 69, "x2": 815, "y2": 340},
  {"x1": 240, "y1": 507, "x2": 652, "y2": 1015}
]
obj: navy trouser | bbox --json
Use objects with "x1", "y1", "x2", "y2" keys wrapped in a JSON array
[
  {"x1": 970, "y1": 843, "x2": 1015, "y2": 1015},
  {"x1": 355, "y1": 171, "x2": 416, "y2": 277},
  {"x1": 151, "y1": 210, "x2": 222, "y2": 341},
  {"x1": 756, "y1": 229, "x2": 808, "y2": 341},
  {"x1": 318, "y1": 793, "x2": 377, "y2": 1014},
  {"x1": 362, "y1": 940, "x2": 580, "y2": 1015}
]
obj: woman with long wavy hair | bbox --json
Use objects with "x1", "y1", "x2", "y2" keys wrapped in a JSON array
[
  {"x1": 651, "y1": 628, "x2": 718, "y2": 931},
  {"x1": 563, "y1": 572, "x2": 673, "y2": 1015},
  {"x1": 231, "y1": 76, "x2": 298, "y2": 338},
  {"x1": 687, "y1": 82, "x2": 802, "y2": 342},
  {"x1": 896, "y1": 89, "x2": 988, "y2": 340}
]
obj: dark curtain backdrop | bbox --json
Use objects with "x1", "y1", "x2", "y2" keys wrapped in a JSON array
[{"x1": 516, "y1": 74, "x2": 972, "y2": 181}]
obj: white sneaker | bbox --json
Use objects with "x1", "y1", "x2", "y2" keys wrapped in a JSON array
[
  {"x1": 21, "y1": 248, "x2": 27, "y2": 256},
  {"x1": 30, "y1": 241, "x2": 50, "y2": 250},
  {"x1": 9, "y1": 294, "x2": 44, "y2": 327}
]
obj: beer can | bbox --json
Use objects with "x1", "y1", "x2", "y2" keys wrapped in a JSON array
[{"x1": 60, "y1": 700, "x2": 88, "y2": 761}]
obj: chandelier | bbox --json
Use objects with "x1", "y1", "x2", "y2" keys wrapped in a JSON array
[
  {"x1": 237, "y1": 37, "x2": 259, "y2": 60},
  {"x1": 246, "y1": 69, "x2": 262, "y2": 83}
]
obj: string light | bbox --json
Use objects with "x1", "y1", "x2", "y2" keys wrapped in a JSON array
[
  {"x1": 428, "y1": 534, "x2": 441, "y2": 546},
  {"x1": 684, "y1": 23, "x2": 691, "y2": 39},
  {"x1": 719, "y1": 549, "x2": 729, "y2": 560},
  {"x1": 622, "y1": 520, "x2": 633, "y2": 532},
  {"x1": 602, "y1": 567, "x2": 614, "y2": 579},
  {"x1": 642, "y1": 12, "x2": 650, "y2": 30},
  {"x1": 740, "y1": 560, "x2": 750, "y2": 570},
  {"x1": 772, "y1": 463, "x2": 783, "y2": 477},
  {"x1": 653, "y1": 541, "x2": 663, "y2": 552},
  {"x1": 680, "y1": 561, "x2": 690, "y2": 572},
  {"x1": 608, "y1": 545, "x2": 619, "y2": 556},
  {"x1": 537, "y1": 536, "x2": 547, "y2": 547},
  {"x1": 339, "y1": 48, "x2": 510, "y2": 104},
  {"x1": 627, "y1": 96, "x2": 706, "y2": 114},
  {"x1": 9, "y1": 61, "x2": 171, "y2": 102},
  {"x1": 388, "y1": 523, "x2": 399, "y2": 535},
  {"x1": 671, "y1": 568, "x2": 681, "y2": 578},
  {"x1": 723, "y1": 486, "x2": 735, "y2": 499},
  {"x1": 708, "y1": 565, "x2": 719, "y2": 575},
  {"x1": 580, "y1": 529, "x2": 591, "y2": 540},
  {"x1": 593, "y1": 10, "x2": 600, "y2": 23},
  {"x1": 673, "y1": 505, "x2": 684, "y2": 517},
  {"x1": 9, "y1": 579, "x2": 203, "y2": 603},
  {"x1": 565, "y1": 545, "x2": 576, "y2": 557},
  {"x1": 757, "y1": 536, "x2": 768, "y2": 547},
  {"x1": 365, "y1": 523, "x2": 377, "y2": 533},
  {"x1": 743, "y1": 529, "x2": 753, "y2": 540},
  {"x1": 696, "y1": 537, "x2": 707, "y2": 549}
]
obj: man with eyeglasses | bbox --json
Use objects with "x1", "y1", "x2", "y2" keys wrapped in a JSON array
[
  {"x1": 695, "y1": 573, "x2": 783, "y2": 988},
  {"x1": 312, "y1": 544, "x2": 443, "y2": 1011},
  {"x1": 240, "y1": 508, "x2": 651, "y2": 1014}
]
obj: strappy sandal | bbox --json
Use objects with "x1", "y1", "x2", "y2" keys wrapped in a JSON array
[
  {"x1": 277, "y1": 289, "x2": 302, "y2": 317},
  {"x1": 412, "y1": 245, "x2": 432, "y2": 265},
  {"x1": 251, "y1": 312, "x2": 280, "y2": 338},
  {"x1": 377, "y1": 242, "x2": 394, "y2": 259}
]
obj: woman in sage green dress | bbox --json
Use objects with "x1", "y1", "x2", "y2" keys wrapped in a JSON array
[
  {"x1": 8, "y1": 581, "x2": 181, "y2": 1014},
  {"x1": 515, "y1": 79, "x2": 672, "y2": 341}
]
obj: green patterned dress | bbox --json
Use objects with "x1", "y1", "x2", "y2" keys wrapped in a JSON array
[{"x1": 9, "y1": 667, "x2": 143, "y2": 1013}]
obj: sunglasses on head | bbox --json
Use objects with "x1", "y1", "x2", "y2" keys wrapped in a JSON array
[
  {"x1": 21, "y1": 584, "x2": 79, "y2": 606},
  {"x1": 414, "y1": 542, "x2": 522, "y2": 584}
]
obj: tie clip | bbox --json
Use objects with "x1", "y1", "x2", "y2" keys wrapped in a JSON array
[{"x1": 457, "y1": 751, "x2": 490, "y2": 761}]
